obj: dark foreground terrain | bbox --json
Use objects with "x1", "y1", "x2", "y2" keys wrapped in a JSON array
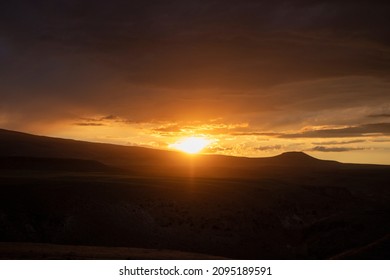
[{"x1": 0, "y1": 128, "x2": 389, "y2": 259}]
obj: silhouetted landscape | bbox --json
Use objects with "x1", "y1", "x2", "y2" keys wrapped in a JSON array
[{"x1": 0, "y1": 128, "x2": 389, "y2": 259}]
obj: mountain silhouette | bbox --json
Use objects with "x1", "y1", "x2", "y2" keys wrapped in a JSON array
[
  {"x1": 273, "y1": 151, "x2": 319, "y2": 161},
  {"x1": 267, "y1": 151, "x2": 339, "y2": 166},
  {"x1": 0, "y1": 128, "x2": 339, "y2": 170},
  {"x1": 0, "y1": 128, "x2": 389, "y2": 260}
]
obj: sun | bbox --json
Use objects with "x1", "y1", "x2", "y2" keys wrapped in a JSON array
[{"x1": 169, "y1": 136, "x2": 213, "y2": 154}]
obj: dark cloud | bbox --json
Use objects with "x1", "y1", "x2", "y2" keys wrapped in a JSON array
[
  {"x1": 100, "y1": 115, "x2": 119, "y2": 121},
  {"x1": 2, "y1": 0, "x2": 389, "y2": 91},
  {"x1": 232, "y1": 132, "x2": 281, "y2": 137},
  {"x1": 310, "y1": 146, "x2": 366, "y2": 152},
  {"x1": 74, "y1": 122, "x2": 104, "y2": 127},
  {"x1": 312, "y1": 139, "x2": 366, "y2": 145},
  {"x1": 371, "y1": 139, "x2": 390, "y2": 143},
  {"x1": 1, "y1": 0, "x2": 390, "y2": 142},
  {"x1": 75, "y1": 115, "x2": 141, "y2": 126},
  {"x1": 90, "y1": 115, "x2": 123, "y2": 122},
  {"x1": 371, "y1": 138, "x2": 390, "y2": 143},
  {"x1": 367, "y1": 114, "x2": 390, "y2": 118},
  {"x1": 254, "y1": 145, "x2": 282, "y2": 151},
  {"x1": 280, "y1": 123, "x2": 390, "y2": 138}
]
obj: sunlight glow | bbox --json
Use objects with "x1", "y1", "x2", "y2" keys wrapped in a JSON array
[{"x1": 169, "y1": 136, "x2": 213, "y2": 154}]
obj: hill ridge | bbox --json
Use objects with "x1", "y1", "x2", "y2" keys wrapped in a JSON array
[
  {"x1": 0, "y1": 127, "x2": 383, "y2": 171},
  {"x1": 0, "y1": 128, "x2": 318, "y2": 160}
]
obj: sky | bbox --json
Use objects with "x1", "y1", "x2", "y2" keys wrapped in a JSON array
[{"x1": 1, "y1": 0, "x2": 390, "y2": 164}]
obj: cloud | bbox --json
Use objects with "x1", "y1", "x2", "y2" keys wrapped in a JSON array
[
  {"x1": 227, "y1": 122, "x2": 390, "y2": 140},
  {"x1": 75, "y1": 115, "x2": 142, "y2": 127},
  {"x1": 232, "y1": 132, "x2": 281, "y2": 137},
  {"x1": 151, "y1": 121, "x2": 250, "y2": 136},
  {"x1": 203, "y1": 146, "x2": 233, "y2": 153},
  {"x1": 254, "y1": 145, "x2": 282, "y2": 151},
  {"x1": 2, "y1": 1, "x2": 390, "y2": 94},
  {"x1": 267, "y1": 76, "x2": 390, "y2": 113},
  {"x1": 310, "y1": 146, "x2": 366, "y2": 152},
  {"x1": 312, "y1": 139, "x2": 366, "y2": 145},
  {"x1": 367, "y1": 114, "x2": 390, "y2": 118},
  {"x1": 74, "y1": 122, "x2": 105, "y2": 127},
  {"x1": 371, "y1": 138, "x2": 390, "y2": 143},
  {"x1": 1, "y1": 0, "x2": 390, "y2": 160},
  {"x1": 280, "y1": 123, "x2": 390, "y2": 138},
  {"x1": 153, "y1": 124, "x2": 182, "y2": 133},
  {"x1": 100, "y1": 115, "x2": 119, "y2": 121}
]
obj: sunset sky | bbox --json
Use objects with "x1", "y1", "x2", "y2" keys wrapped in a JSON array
[{"x1": 1, "y1": 0, "x2": 390, "y2": 164}]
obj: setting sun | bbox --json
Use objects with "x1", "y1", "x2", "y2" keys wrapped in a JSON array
[{"x1": 169, "y1": 137, "x2": 213, "y2": 154}]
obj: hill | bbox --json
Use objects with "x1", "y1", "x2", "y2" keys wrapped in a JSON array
[
  {"x1": 0, "y1": 128, "x2": 389, "y2": 259},
  {"x1": 0, "y1": 128, "x2": 344, "y2": 178},
  {"x1": 0, "y1": 157, "x2": 115, "y2": 172}
]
